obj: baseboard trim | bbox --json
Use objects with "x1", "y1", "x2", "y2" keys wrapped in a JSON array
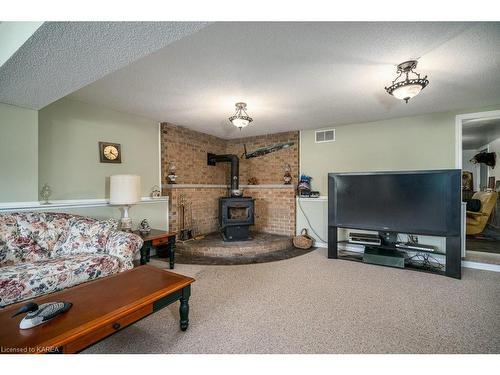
[{"x1": 461, "y1": 260, "x2": 500, "y2": 272}]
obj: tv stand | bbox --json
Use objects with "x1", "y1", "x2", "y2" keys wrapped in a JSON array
[{"x1": 328, "y1": 226, "x2": 461, "y2": 279}]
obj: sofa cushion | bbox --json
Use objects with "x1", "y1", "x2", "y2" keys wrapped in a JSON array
[
  {"x1": 0, "y1": 212, "x2": 74, "y2": 265},
  {"x1": 0, "y1": 253, "x2": 122, "y2": 307},
  {"x1": 0, "y1": 215, "x2": 19, "y2": 266},
  {"x1": 17, "y1": 212, "x2": 73, "y2": 249},
  {"x1": 52, "y1": 217, "x2": 118, "y2": 257}
]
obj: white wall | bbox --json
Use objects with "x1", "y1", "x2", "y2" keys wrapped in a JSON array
[
  {"x1": 38, "y1": 98, "x2": 160, "y2": 199},
  {"x1": 300, "y1": 111, "x2": 457, "y2": 195},
  {"x1": 486, "y1": 137, "x2": 500, "y2": 185},
  {"x1": 462, "y1": 149, "x2": 480, "y2": 191},
  {"x1": 1, "y1": 98, "x2": 167, "y2": 230},
  {"x1": 0, "y1": 102, "x2": 39, "y2": 202},
  {"x1": 37, "y1": 98, "x2": 167, "y2": 230},
  {"x1": 296, "y1": 197, "x2": 328, "y2": 245}
]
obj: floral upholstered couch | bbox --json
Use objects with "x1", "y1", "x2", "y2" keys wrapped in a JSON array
[{"x1": 0, "y1": 212, "x2": 143, "y2": 307}]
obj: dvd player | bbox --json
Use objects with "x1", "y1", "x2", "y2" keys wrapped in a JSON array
[
  {"x1": 395, "y1": 242, "x2": 436, "y2": 252},
  {"x1": 348, "y1": 232, "x2": 381, "y2": 246}
]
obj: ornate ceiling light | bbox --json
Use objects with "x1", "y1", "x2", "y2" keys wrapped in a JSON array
[
  {"x1": 385, "y1": 60, "x2": 429, "y2": 103},
  {"x1": 229, "y1": 102, "x2": 253, "y2": 129}
]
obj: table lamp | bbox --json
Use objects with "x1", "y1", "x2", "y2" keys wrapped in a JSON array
[{"x1": 109, "y1": 174, "x2": 141, "y2": 231}]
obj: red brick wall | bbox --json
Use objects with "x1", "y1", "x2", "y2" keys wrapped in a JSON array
[
  {"x1": 161, "y1": 123, "x2": 299, "y2": 237},
  {"x1": 161, "y1": 123, "x2": 299, "y2": 186},
  {"x1": 251, "y1": 188, "x2": 296, "y2": 236},
  {"x1": 161, "y1": 123, "x2": 227, "y2": 185},
  {"x1": 166, "y1": 187, "x2": 226, "y2": 235},
  {"x1": 226, "y1": 132, "x2": 299, "y2": 185},
  {"x1": 166, "y1": 187, "x2": 296, "y2": 237}
]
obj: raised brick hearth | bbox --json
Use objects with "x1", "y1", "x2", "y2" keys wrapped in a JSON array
[{"x1": 176, "y1": 232, "x2": 293, "y2": 258}]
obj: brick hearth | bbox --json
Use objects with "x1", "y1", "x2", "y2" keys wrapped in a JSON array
[{"x1": 176, "y1": 232, "x2": 293, "y2": 258}]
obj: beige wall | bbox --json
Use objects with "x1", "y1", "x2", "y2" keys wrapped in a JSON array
[
  {"x1": 37, "y1": 98, "x2": 167, "y2": 229},
  {"x1": 39, "y1": 98, "x2": 160, "y2": 199},
  {"x1": 0, "y1": 102, "x2": 38, "y2": 202},
  {"x1": 301, "y1": 106, "x2": 500, "y2": 195}
]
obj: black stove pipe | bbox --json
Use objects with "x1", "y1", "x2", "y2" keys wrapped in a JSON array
[{"x1": 207, "y1": 153, "x2": 240, "y2": 195}]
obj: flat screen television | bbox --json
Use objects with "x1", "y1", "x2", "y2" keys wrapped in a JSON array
[{"x1": 328, "y1": 170, "x2": 461, "y2": 236}]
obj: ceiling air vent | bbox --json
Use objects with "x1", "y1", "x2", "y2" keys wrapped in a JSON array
[{"x1": 315, "y1": 129, "x2": 335, "y2": 143}]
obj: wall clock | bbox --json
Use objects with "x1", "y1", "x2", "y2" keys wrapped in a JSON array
[{"x1": 99, "y1": 142, "x2": 122, "y2": 163}]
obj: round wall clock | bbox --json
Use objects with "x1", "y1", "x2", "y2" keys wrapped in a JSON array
[{"x1": 99, "y1": 142, "x2": 122, "y2": 163}]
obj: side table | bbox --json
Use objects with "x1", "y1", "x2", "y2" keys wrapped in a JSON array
[{"x1": 133, "y1": 229, "x2": 177, "y2": 269}]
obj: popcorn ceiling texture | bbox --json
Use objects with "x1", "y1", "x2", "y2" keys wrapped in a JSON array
[
  {"x1": 161, "y1": 123, "x2": 299, "y2": 237},
  {"x1": 0, "y1": 22, "x2": 209, "y2": 109}
]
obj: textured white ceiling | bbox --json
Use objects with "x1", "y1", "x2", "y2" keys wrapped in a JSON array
[
  {"x1": 463, "y1": 117, "x2": 500, "y2": 149},
  {"x1": 0, "y1": 22, "x2": 210, "y2": 109},
  {"x1": 68, "y1": 22, "x2": 500, "y2": 138}
]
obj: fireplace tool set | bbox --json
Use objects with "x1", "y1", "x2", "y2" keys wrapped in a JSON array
[{"x1": 178, "y1": 193, "x2": 194, "y2": 242}]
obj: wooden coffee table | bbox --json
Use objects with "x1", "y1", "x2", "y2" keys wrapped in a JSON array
[{"x1": 0, "y1": 265, "x2": 194, "y2": 354}]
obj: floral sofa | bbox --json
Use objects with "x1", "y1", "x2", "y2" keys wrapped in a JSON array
[{"x1": 0, "y1": 212, "x2": 143, "y2": 307}]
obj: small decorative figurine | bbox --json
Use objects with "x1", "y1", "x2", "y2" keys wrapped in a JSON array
[
  {"x1": 283, "y1": 163, "x2": 292, "y2": 185},
  {"x1": 167, "y1": 162, "x2": 178, "y2": 184},
  {"x1": 297, "y1": 175, "x2": 312, "y2": 197},
  {"x1": 151, "y1": 185, "x2": 161, "y2": 198},
  {"x1": 139, "y1": 219, "x2": 151, "y2": 234},
  {"x1": 11, "y1": 301, "x2": 72, "y2": 329},
  {"x1": 40, "y1": 183, "x2": 52, "y2": 204}
]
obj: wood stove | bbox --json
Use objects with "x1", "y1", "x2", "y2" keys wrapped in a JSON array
[
  {"x1": 219, "y1": 197, "x2": 254, "y2": 241},
  {"x1": 207, "y1": 152, "x2": 255, "y2": 241}
]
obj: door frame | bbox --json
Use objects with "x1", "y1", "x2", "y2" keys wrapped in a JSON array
[{"x1": 455, "y1": 109, "x2": 500, "y2": 258}]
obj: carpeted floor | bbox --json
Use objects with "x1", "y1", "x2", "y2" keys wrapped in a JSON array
[{"x1": 83, "y1": 248, "x2": 500, "y2": 354}]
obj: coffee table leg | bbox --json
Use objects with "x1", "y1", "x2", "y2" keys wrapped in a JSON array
[
  {"x1": 140, "y1": 242, "x2": 149, "y2": 265},
  {"x1": 179, "y1": 286, "x2": 190, "y2": 331},
  {"x1": 168, "y1": 236, "x2": 175, "y2": 269}
]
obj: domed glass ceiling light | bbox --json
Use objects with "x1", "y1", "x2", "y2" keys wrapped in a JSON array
[
  {"x1": 229, "y1": 102, "x2": 253, "y2": 129},
  {"x1": 385, "y1": 60, "x2": 429, "y2": 103}
]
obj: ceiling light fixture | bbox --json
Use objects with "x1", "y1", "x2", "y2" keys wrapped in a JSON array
[
  {"x1": 229, "y1": 102, "x2": 253, "y2": 129},
  {"x1": 385, "y1": 60, "x2": 429, "y2": 103}
]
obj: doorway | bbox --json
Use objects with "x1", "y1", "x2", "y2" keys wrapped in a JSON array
[{"x1": 456, "y1": 110, "x2": 500, "y2": 266}]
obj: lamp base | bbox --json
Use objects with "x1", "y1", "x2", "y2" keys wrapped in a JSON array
[
  {"x1": 120, "y1": 205, "x2": 133, "y2": 232},
  {"x1": 120, "y1": 217, "x2": 133, "y2": 232}
]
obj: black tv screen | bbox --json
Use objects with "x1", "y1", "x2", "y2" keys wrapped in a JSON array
[{"x1": 328, "y1": 170, "x2": 461, "y2": 236}]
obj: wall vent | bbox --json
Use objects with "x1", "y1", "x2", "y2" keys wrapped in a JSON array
[{"x1": 315, "y1": 129, "x2": 335, "y2": 143}]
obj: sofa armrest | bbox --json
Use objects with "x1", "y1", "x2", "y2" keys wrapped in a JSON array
[{"x1": 105, "y1": 231, "x2": 143, "y2": 271}]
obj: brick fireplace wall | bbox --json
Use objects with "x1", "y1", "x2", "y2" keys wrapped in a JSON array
[
  {"x1": 225, "y1": 132, "x2": 299, "y2": 185},
  {"x1": 161, "y1": 123, "x2": 298, "y2": 237},
  {"x1": 251, "y1": 188, "x2": 296, "y2": 235},
  {"x1": 160, "y1": 123, "x2": 227, "y2": 185},
  {"x1": 168, "y1": 187, "x2": 227, "y2": 235}
]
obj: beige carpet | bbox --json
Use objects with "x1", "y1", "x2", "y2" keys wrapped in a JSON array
[{"x1": 83, "y1": 248, "x2": 500, "y2": 354}]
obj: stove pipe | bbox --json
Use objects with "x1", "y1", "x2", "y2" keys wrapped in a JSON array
[{"x1": 207, "y1": 153, "x2": 240, "y2": 196}]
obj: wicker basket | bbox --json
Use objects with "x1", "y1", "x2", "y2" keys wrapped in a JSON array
[{"x1": 293, "y1": 228, "x2": 314, "y2": 249}]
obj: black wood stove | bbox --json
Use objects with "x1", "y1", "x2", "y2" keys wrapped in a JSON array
[
  {"x1": 208, "y1": 152, "x2": 255, "y2": 241},
  {"x1": 218, "y1": 197, "x2": 254, "y2": 241}
]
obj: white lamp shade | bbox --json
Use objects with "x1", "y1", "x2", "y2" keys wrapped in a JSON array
[
  {"x1": 109, "y1": 175, "x2": 141, "y2": 205},
  {"x1": 392, "y1": 84, "x2": 423, "y2": 100},
  {"x1": 231, "y1": 118, "x2": 250, "y2": 128}
]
